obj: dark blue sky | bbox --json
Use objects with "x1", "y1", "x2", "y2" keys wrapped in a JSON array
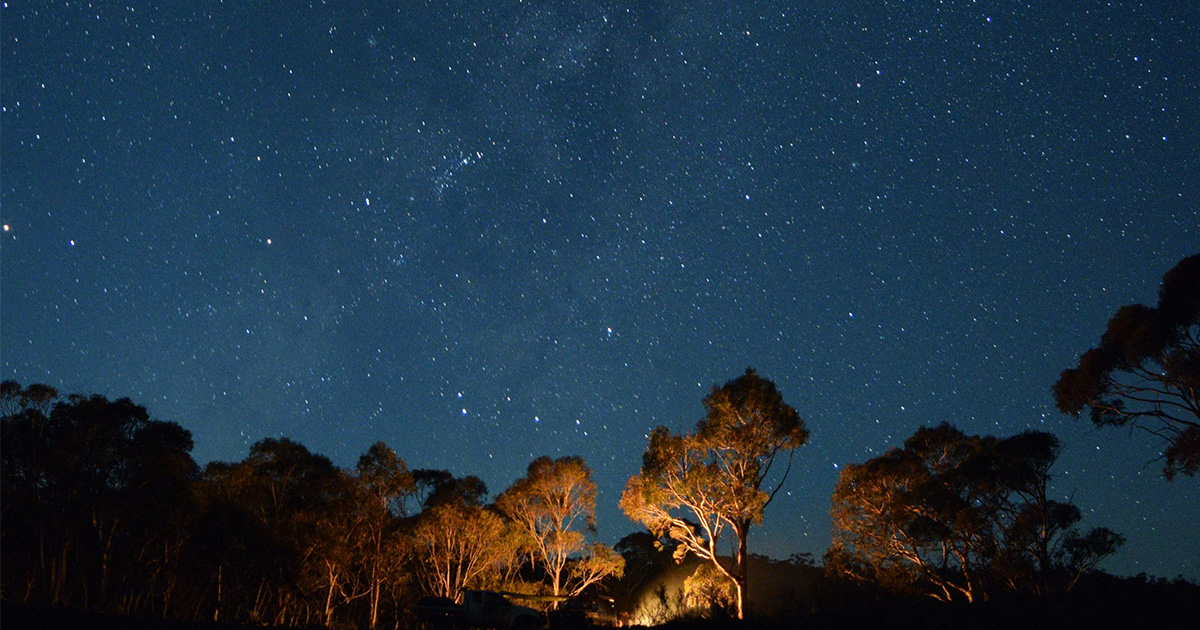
[{"x1": 3, "y1": 1, "x2": 1198, "y2": 578}]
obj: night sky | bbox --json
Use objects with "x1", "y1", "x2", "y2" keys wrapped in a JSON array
[{"x1": 3, "y1": 1, "x2": 1198, "y2": 579}]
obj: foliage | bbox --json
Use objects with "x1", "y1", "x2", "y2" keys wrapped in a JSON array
[
  {"x1": 2, "y1": 383, "x2": 616, "y2": 626},
  {"x1": 829, "y1": 423, "x2": 1123, "y2": 602},
  {"x1": 620, "y1": 367, "x2": 808, "y2": 619},
  {"x1": 1, "y1": 382, "x2": 198, "y2": 616},
  {"x1": 1054, "y1": 253, "x2": 1200, "y2": 479},
  {"x1": 496, "y1": 456, "x2": 624, "y2": 600},
  {"x1": 1, "y1": 382, "x2": 433, "y2": 628},
  {"x1": 407, "y1": 499, "x2": 517, "y2": 599},
  {"x1": 355, "y1": 442, "x2": 416, "y2": 628},
  {"x1": 413, "y1": 468, "x2": 489, "y2": 510},
  {"x1": 195, "y1": 438, "x2": 367, "y2": 626},
  {"x1": 681, "y1": 563, "x2": 736, "y2": 618}
]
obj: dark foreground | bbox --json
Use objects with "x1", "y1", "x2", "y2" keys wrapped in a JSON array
[{"x1": 4, "y1": 575, "x2": 1198, "y2": 630}]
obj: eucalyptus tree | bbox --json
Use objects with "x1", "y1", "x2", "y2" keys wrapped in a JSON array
[
  {"x1": 1055, "y1": 253, "x2": 1200, "y2": 479},
  {"x1": 621, "y1": 368, "x2": 809, "y2": 619},
  {"x1": 497, "y1": 456, "x2": 623, "y2": 600}
]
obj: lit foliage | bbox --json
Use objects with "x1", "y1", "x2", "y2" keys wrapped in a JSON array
[
  {"x1": 682, "y1": 563, "x2": 736, "y2": 618},
  {"x1": 497, "y1": 456, "x2": 624, "y2": 599},
  {"x1": 829, "y1": 424, "x2": 1123, "y2": 603},
  {"x1": 354, "y1": 442, "x2": 416, "y2": 629},
  {"x1": 620, "y1": 368, "x2": 808, "y2": 619},
  {"x1": 1054, "y1": 253, "x2": 1200, "y2": 479},
  {"x1": 408, "y1": 481, "x2": 519, "y2": 600}
]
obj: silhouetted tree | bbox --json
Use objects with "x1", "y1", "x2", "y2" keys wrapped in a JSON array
[
  {"x1": 413, "y1": 468, "x2": 489, "y2": 510},
  {"x1": 1054, "y1": 253, "x2": 1200, "y2": 479},
  {"x1": 195, "y1": 438, "x2": 355, "y2": 626},
  {"x1": 829, "y1": 424, "x2": 1122, "y2": 602},
  {"x1": 0, "y1": 379, "x2": 57, "y2": 417},
  {"x1": 0, "y1": 383, "x2": 197, "y2": 615},
  {"x1": 621, "y1": 368, "x2": 809, "y2": 619},
  {"x1": 611, "y1": 532, "x2": 677, "y2": 613},
  {"x1": 182, "y1": 439, "x2": 422, "y2": 628}
]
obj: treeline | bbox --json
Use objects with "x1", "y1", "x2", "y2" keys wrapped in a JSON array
[
  {"x1": 4, "y1": 254, "x2": 1197, "y2": 628},
  {"x1": 825, "y1": 425, "x2": 1124, "y2": 603},
  {"x1": 0, "y1": 375, "x2": 1137, "y2": 629},
  {"x1": 0, "y1": 382, "x2": 624, "y2": 629}
]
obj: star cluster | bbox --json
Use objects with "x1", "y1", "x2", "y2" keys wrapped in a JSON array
[{"x1": 3, "y1": 1, "x2": 1198, "y2": 578}]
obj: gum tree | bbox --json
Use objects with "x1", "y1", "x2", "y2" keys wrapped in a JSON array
[
  {"x1": 1054, "y1": 253, "x2": 1200, "y2": 479},
  {"x1": 496, "y1": 456, "x2": 623, "y2": 600},
  {"x1": 621, "y1": 368, "x2": 808, "y2": 619}
]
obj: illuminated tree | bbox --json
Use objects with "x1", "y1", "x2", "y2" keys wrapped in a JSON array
[
  {"x1": 829, "y1": 424, "x2": 1122, "y2": 602},
  {"x1": 1054, "y1": 253, "x2": 1200, "y2": 479},
  {"x1": 409, "y1": 501, "x2": 513, "y2": 599},
  {"x1": 621, "y1": 368, "x2": 808, "y2": 619},
  {"x1": 406, "y1": 474, "x2": 522, "y2": 599},
  {"x1": 497, "y1": 456, "x2": 623, "y2": 600},
  {"x1": 355, "y1": 442, "x2": 415, "y2": 629}
]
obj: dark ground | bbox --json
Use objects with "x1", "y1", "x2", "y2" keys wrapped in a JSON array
[{"x1": 4, "y1": 574, "x2": 1198, "y2": 630}]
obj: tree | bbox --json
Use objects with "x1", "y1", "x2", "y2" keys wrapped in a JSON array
[
  {"x1": 404, "y1": 472, "x2": 523, "y2": 599},
  {"x1": 413, "y1": 468, "x2": 489, "y2": 511},
  {"x1": 620, "y1": 368, "x2": 809, "y2": 619},
  {"x1": 497, "y1": 456, "x2": 623, "y2": 601},
  {"x1": 408, "y1": 500, "x2": 514, "y2": 599},
  {"x1": 828, "y1": 424, "x2": 989, "y2": 602},
  {"x1": 355, "y1": 442, "x2": 415, "y2": 629},
  {"x1": 682, "y1": 564, "x2": 736, "y2": 618},
  {"x1": 611, "y1": 532, "x2": 676, "y2": 614},
  {"x1": 0, "y1": 383, "x2": 197, "y2": 615},
  {"x1": 195, "y1": 438, "x2": 357, "y2": 626},
  {"x1": 828, "y1": 424, "x2": 1123, "y2": 602},
  {"x1": 1054, "y1": 253, "x2": 1200, "y2": 479}
]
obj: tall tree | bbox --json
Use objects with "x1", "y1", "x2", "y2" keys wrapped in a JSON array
[
  {"x1": 620, "y1": 368, "x2": 808, "y2": 619},
  {"x1": 355, "y1": 442, "x2": 415, "y2": 629},
  {"x1": 828, "y1": 424, "x2": 1123, "y2": 602},
  {"x1": 497, "y1": 456, "x2": 623, "y2": 600},
  {"x1": 406, "y1": 472, "x2": 521, "y2": 599},
  {"x1": 828, "y1": 424, "x2": 990, "y2": 602},
  {"x1": 408, "y1": 500, "x2": 513, "y2": 599},
  {"x1": 1054, "y1": 253, "x2": 1200, "y2": 479},
  {"x1": 0, "y1": 383, "x2": 197, "y2": 614},
  {"x1": 197, "y1": 438, "x2": 353, "y2": 626}
]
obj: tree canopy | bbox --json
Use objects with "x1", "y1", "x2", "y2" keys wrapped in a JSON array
[
  {"x1": 496, "y1": 456, "x2": 624, "y2": 600},
  {"x1": 1054, "y1": 253, "x2": 1200, "y2": 479},
  {"x1": 4, "y1": 371, "x2": 1182, "y2": 627},
  {"x1": 1, "y1": 382, "x2": 197, "y2": 616},
  {"x1": 620, "y1": 367, "x2": 808, "y2": 619},
  {"x1": 829, "y1": 423, "x2": 1123, "y2": 602}
]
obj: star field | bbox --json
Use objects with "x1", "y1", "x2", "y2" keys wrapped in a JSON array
[{"x1": 3, "y1": 0, "x2": 1198, "y2": 579}]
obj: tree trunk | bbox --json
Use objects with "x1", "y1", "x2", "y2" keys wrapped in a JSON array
[
  {"x1": 214, "y1": 565, "x2": 222, "y2": 623},
  {"x1": 734, "y1": 521, "x2": 748, "y2": 620},
  {"x1": 368, "y1": 547, "x2": 380, "y2": 630}
]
